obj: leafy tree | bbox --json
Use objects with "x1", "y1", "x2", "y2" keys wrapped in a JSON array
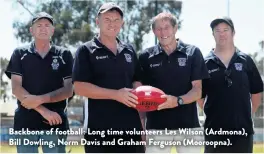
[
  {"x1": 13, "y1": 0, "x2": 182, "y2": 51},
  {"x1": 0, "y1": 58, "x2": 10, "y2": 102}
]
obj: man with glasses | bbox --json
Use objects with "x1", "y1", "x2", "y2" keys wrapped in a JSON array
[{"x1": 198, "y1": 17, "x2": 263, "y2": 153}]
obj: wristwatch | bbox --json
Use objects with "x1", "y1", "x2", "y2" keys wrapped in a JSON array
[{"x1": 177, "y1": 97, "x2": 184, "y2": 105}]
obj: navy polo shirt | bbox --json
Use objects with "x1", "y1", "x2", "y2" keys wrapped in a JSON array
[
  {"x1": 139, "y1": 39, "x2": 209, "y2": 130},
  {"x1": 5, "y1": 42, "x2": 73, "y2": 131},
  {"x1": 72, "y1": 36, "x2": 143, "y2": 131},
  {"x1": 202, "y1": 49, "x2": 264, "y2": 134}
]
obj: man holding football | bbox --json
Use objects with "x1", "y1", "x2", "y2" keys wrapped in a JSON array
[
  {"x1": 72, "y1": 2, "x2": 145, "y2": 153},
  {"x1": 139, "y1": 12, "x2": 209, "y2": 153}
]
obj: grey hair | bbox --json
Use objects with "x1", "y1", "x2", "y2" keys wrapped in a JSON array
[{"x1": 151, "y1": 12, "x2": 178, "y2": 30}]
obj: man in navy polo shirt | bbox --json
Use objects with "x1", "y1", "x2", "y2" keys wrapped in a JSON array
[
  {"x1": 72, "y1": 2, "x2": 144, "y2": 153},
  {"x1": 197, "y1": 17, "x2": 263, "y2": 153},
  {"x1": 5, "y1": 12, "x2": 73, "y2": 153},
  {"x1": 139, "y1": 12, "x2": 209, "y2": 153}
]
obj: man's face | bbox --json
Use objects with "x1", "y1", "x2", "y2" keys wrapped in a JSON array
[
  {"x1": 153, "y1": 19, "x2": 177, "y2": 46},
  {"x1": 30, "y1": 18, "x2": 54, "y2": 40},
  {"x1": 213, "y1": 22, "x2": 234, "y2": 46},
  {"x1": 96, "y1": 10, "x2": 124, "y2": 37}
]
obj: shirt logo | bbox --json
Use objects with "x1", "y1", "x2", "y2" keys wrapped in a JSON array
[
  {"x1": 124, "y1": 53, "x2": 132, "y2": 63},
  {"x1": 51, "y1": 58, "x2": 59, "y2": 70},
  {"x1": 234, "y1": 63, "x2": 243, "y2": 71},
  {"x1": 208, "y1": 67, "x2": 220, "y2": 73},
  {"x1": 150, "y1": 62, "x2": 162, "y2": 68},
  {"x1": 178, "y1": 58, "x2": 186, "y2": 66},
  {"x1": 96, "y1": 55, "x2": 108, "y2": 60}
]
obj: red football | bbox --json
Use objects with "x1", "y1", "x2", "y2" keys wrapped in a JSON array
[{"x1": 130, "y1": 86, "x2": 167, "y2": 112}]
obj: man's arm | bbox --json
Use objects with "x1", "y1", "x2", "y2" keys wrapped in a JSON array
[
  {"x1": 158, "y1": 80, "x2": 202, "y2": 110},
  {"x1": 11, "y1": 74, "x2": 48, "y2": 111},
  {"x1": 252, "y1": 93, "x2": 262, "y2": 114},
  {"x1": 74, "y1": 81, "x2": 138, "y2": 108},
  {"x1": 11, "y1": 75, "x2": 49, "y2": 113},
  {"x1": 185, "y1": 47, "x2": 208, "y2": 104},
  {"x1": 180, "y1": 80, "x2": 202, "y2": 104},
  {"x1": 22, "y1": 78, "x2": 73, "y2": 108},
  {"x1": 197, "y1": 99, "x2": 205, "y2": 110},
  {"x1": 246, "y1": 56, "x2": 263, "y2": 114},
  {"x1": 11, "y1": 75, "x2": 30, "y2": 102},
  {"x1": 12, "y1": 74, "x2": 62, "y2": 125},
  {"x1": 41, "y1": 78, "x2": 73, "y2": 103}
]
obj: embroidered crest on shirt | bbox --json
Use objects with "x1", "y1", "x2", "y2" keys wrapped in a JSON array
[
  {"x1": 124, "y1": 53, "x2": 132, "y2": 63},
  {"x1": 234, "y1": 63, "x2": 243, "y2": 71},
  {"x1": 51, "y1": 58, "x2": 59, "y2": 70},
  {"x1": 178, "y1": 58, "x2": 186, "y2": 66}
]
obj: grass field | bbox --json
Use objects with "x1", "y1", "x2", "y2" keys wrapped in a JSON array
[{"x1": 1, "y1": 143, "x2": 263, "y2": 153}]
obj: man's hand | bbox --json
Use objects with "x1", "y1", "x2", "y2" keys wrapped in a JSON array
[
  {"x1": 157, "y1": 95, "x2": 178, "y2": 110},
  {"x1": 40, "y1": 108, "x2": 62, "y2": 126},
  {"x1": 113, "y1": 88, "x2": 138, "y2": 108},
  {"x1": 21, "y1": 95, "x2": 46, "y2": 109}
]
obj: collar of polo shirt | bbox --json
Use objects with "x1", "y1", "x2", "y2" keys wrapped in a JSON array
[
  {"x1": 29, "y1": 41, "x2": 54, "y2": 54},
  {"x1": 91, "y1": 35, "x2": 132, "y2": 53},
  {"x1": 205, "y1": 48, "x2": 243, "y2": 63},
  {"x1": 151, "y1": 38, "x2": 186, "y2": 57}
]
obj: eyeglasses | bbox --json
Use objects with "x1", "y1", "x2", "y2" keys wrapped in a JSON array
[{"x1": 224, "y1": 69, "x2": 232, "y2": 87}]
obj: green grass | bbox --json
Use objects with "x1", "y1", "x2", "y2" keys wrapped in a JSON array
[{"x1": 1, "y1": 143, "x2": 263, "y2": 153}]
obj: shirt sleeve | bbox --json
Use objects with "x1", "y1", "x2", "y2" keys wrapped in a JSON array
[
  {"x1": 247, "y1": 56, "x2": 263, "y2": 94},
  {"x1": 61, "y1": 50, "x2": 74, "y2": 80},
  {"x1": 5, "y1": 48, "x2": 23, "y2": 79},
  {"x1": 191, "y1": 47, "x2": 210, "y2": 81},
  {"x1": 72, "y1": 45, "x2": 93, "y2": 83}
]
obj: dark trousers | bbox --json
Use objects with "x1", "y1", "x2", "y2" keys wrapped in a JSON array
[
  {"x1": 204, "y1": 135, "x2": 253, "y2": 153},
  {"x1": 84, "y1": 133, "x2": 145, "y2": 153}
]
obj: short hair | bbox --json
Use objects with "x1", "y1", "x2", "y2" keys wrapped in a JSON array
[{"x1": 151, "y1": 12, "x2": 178, "y2": 29}]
